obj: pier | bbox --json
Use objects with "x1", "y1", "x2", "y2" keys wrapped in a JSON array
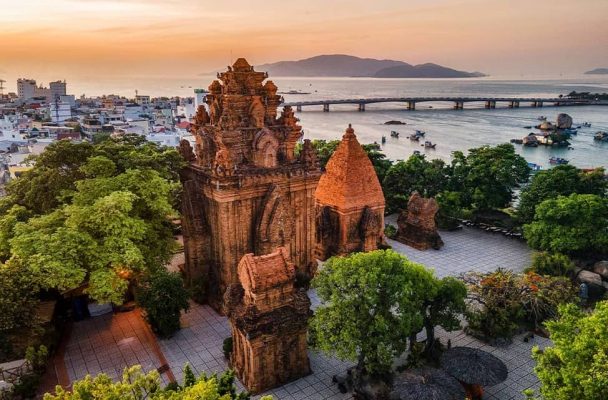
[{"x1": 284, "y1": 97, "x2": 605, "y2": 112}]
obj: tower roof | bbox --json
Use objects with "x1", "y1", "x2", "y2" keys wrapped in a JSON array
[
  {"x1": 315, "y1": 125, "x2": 385, "y2": 211},
  {"x1": 238, "y1": 247, "x2": 295, "y2": 295}
]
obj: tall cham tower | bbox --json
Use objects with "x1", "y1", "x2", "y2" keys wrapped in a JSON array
[{"x1": 179, "y1": 58, "x2": 321, "y2": 312}]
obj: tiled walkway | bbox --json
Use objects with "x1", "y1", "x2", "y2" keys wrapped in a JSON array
[
  {"x1": 61, "y1": 227, "x2": 539, "y2": 399},
  {"x1": 62, "y1": 310, "x2": 171, "y2": 385}
]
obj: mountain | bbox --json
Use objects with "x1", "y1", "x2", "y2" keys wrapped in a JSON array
[
  {"x1": 374, "y1": 63, "x2": 487, "y2": 78},
  {"x1": 256, "y1": 55, "x2": 407, "y2": 77},
  {"x1": 255, "y1": 55, "x2": 485, "y2": 78},
  {"x1": 585, "y1": 68, "x2": 608, "y2": 75}
]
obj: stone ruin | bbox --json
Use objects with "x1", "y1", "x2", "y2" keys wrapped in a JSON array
[
  {"x1": 396, "y1": 192, "x2": 444, "y2": 250},
  {"x1": 179, "y1": 58, "x2": 321, "y2": 311},
  {"x1": 224, "y1": 247, "x2": 311, "y2": 394},
  {"x1": 314, "y1": 125, "x2": 386, "y2": 260}
]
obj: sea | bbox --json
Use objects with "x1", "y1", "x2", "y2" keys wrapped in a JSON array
[{"x1": 70, "y1": 75, "x2": 608, "y2": 169}]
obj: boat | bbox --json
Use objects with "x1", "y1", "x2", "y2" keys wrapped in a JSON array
[
  {"x1": 409, "y1": 135, "x2": 420, "y2": 141},
  {"x1": 549, "y1": 157, "x2": 569, "y2": 165},
  {"x1": 381, "y1": 136, "x2": 386, "y2": 144},
  {"x1": 413, "y1": 150, "x2": 421, "y2": 156},
  {"x1": 390, "y1": 131, "x2": 400, "y2": 138},
  {"x1": 278, "y1": 90, "x2": 311, "y2": 95},
  {"x1": 527, "y1": 162, "x2": 542, "y2": 172},
  {"x1": 414, "y1": 130, "x2": 426, "y2": 137},
  {"x1": 423, "y1": 141, "x2": 436, "y2": 149},
  {"x1": 510, "y1": 138, "x2": 523, "y2": 144},
  {"x1": 583, "y1": 122, "x2": 592, "y2": 127},
  {"x1": 523, "y1": 126, "x2": 532, "y2": 129},
  {"x1": 537, "y1": 116, "x2": 547, "y2": 121},
  {"x1": 563, "y1": 128, "x2": 578, "y2": 135}
]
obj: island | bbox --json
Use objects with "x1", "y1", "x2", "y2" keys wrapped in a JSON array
[
  {"x1": 585, "y1": 68, "x2": 608, "y2": 75},
  {"x1": 254, "y1": 54, "x2": 486, "y2": 78}
]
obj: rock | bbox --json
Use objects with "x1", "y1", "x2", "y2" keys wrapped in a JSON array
[
  {"x1": 556, "y1": 113, "x2": 573, "y2": 129},
  {"x1": 576, "y1": 270, "x2": 606, "y2": 297},
  {"x1": 577, "y1": 270, "x2": 603, "y2": 286},
  {"x1": 538, "y1": 121, "x2": 555, "y2": 131},
  {"x1": 384, "y1": 120, "x2": 406, "y2": 125},
  {"x1": 593, "y1": 261, "x2": 608, "y2": 280}
]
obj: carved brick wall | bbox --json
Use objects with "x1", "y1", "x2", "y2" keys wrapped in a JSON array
[
  {"x1": 314, "y1": 125, "x2": 385, "y2": 260},
  {"x1": 395, "y1": 192, "x2": 444, "y2": 250},
  {"x1": 180, "y1": 59, "x2": 321, "y2": 312},
  {"x1": 225, "y1": 248, "x2": 311, "y2": 394}
]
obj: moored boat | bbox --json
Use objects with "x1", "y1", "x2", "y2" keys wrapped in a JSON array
[
  {"x1": 549, "y1": 157, "x2": 569, "y2": 165},
  {"x1": 390, "y1": 131, "x2": 399, "y2": 138},
  {"x1": 423, "y1": 141, "x2": 436, "y2": 149}
]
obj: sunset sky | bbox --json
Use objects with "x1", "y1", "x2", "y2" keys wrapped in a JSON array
[{"x1": 1, "y1": 0, "x2": 608, "y2": 88}]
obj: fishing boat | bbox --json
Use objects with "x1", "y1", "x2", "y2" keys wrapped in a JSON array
[
  {"x1": 563, "y1": 128, "x2": 578, "y2": 135},
  {"x1": 381, "y1": 136, "x2": 386, "y2": 144},
  {"x1": 527, "y1": 162, "x2": 542, "y2": 172},
  {"x1": 549, "y1": 157, "x2": 569, "y2": 165},
  {"x1": 583, "y1": 122, "x2": 592, "y2": 127},
  {"x1": 413, "y1": 150, "x2": 421, "y2": 156},
  {"x1": 537, "y1": 116, "x2": 547, "y2": 121},
  {"x1": 423, "y1": 141, "x2": 436, "y2": 149},
  {"x1": 414, "y1": 130, "x2": 426, "y2": 137},
  {"x1": 390, "y1": 131, "x2": 400, "y2": 138},
  {"x1": 409, "y1": 135, "x2": 420, "y2": 141}
]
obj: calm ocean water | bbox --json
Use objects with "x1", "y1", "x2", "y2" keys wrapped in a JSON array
[{"x1": 71, "y1": 76, "x2": 608, "y2": 169}]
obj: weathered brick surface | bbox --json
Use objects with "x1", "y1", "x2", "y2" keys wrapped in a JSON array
[
  {"x1": 225, "y1": 247, "x2": 311, "y2": 394},
  {"x1": 396, "y1": 192, "x2": 444, "y2": 250},
  {"x1": 314, "y1": 125, "x2": 385, "y2": 260},
  {"x1": 179, "y1": 59, "x2": 321, "y2": 311}
]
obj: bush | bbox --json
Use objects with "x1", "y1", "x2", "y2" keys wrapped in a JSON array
[
  {"x1": 137, "y1": 271, "x2": 190, "y2": 338},
  {"x1": 526, "y1": 252, "x2": 574, "y2": 277},
  {"x1": 223, "y1": 337, "x2": 233, "y2": 359},
  {"x1": 190, "y1": 276, "x2": 207, "y2": 304},
  {"x1": 383, "y1": 224, "x2": 397, "y2": 239},
  {"x1": 465, "y1": 270, "x2": 576, "y2": 341}
]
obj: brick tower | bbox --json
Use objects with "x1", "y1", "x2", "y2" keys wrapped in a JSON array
[
  {"x1": 224, "y1": 247, "x2": 311, "y2": 393},
  {"x1": 179, "y1": 58, "x2": 321, "y2": 311},
  {"x1": 314, "y1": 124, "x2": 386, "y2": 260}
]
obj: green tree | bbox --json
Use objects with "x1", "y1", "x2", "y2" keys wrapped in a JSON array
[
  {"x1": 450, "y1": 144, "x2": 530, "y2": 211},
  {"x1": 532, "y1": 302, "x2": 608, "y2": 400},
  {"x1": 524, "y1": 193, "x2": 608, "y2": 256},
  {"x1": 419, "y1": 277, "x2": 467, "y2": 355},
  {"x1": 362, "y1": 144, "x2": 394, "y2": 184},
  {"x1": 382, "y1": 154, "x2": 448, "y2": 213},
  {"x1": 43, "y1": 365, "x2": 263, "y2": 400},
  {"x1": 518, "y1": 165, "x2": 606, "y2": 224},
  {"x1": 137, "y1": 271, "x2": 190, "y2": 338},
  {"x1": 310, "y1": 250, "x2": 435, "y2": 377}
]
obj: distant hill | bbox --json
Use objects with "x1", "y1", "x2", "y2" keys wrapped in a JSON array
[
  {"x1": 585, "y1": 68, "x2": 608, "y2": 75},
  {"x1": 374, "y1": 63, "x2": 486, "y2": 78},
  {"x1": 254, "y1": 55, "x2": 485, "y2": 78}
]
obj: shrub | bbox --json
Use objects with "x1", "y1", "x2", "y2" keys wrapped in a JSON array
[
  {"x1": 465, "y1": 270, "x2": 576, "y2": 341},
  {"x1": 190, "y1": 276, "x2": 207, "y2": 304},
  {"x1": 383, "y1": 224, "x2": 397, "y2": 239},
  {"x1": 526, "y1": 252, "x2": 574, "y2": 277},
  {"x1": 137, "y1": 271, "x2": 190, "y2": 338}
]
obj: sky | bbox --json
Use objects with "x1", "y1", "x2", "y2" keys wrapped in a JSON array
[{"x1": 1, "y1": 0, "x2": 608, "y2": 88}]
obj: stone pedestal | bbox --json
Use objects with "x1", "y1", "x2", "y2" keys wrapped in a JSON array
[{"x1": 396, "y1": 192, "x2": 443, "y2": 250}]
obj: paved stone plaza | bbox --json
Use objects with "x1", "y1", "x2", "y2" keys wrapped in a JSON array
[{"x1": 61, "y1": 226, "x2": 541, "y2": 400}]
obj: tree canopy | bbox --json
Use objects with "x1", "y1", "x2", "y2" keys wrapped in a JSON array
[
  {"x1": 532, "y1": 301, "x2": 608, "y2": 400},
  {"x1": 517, "y1": 165, "x2": 606, "y2": 224},
  {"x1": 43, "y1": 365, "x2": 268, "y2": 400},
  {"x1": 310, "y1": 250, "x2": 435, "y2": 376},
  {"x1": 524, "y1": 193, "x2": 608, "y2": 256},
  {"x1": 0, "y1": 135, "x2": 182, "y2": 305}
]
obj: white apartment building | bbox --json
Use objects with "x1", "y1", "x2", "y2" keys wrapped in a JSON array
[
  {"x1": 50, "y1": 100, "x2": 72, "y2": 124},
  {"x1": 17, "y1": 79, "x2": 37, "y2": 100}
]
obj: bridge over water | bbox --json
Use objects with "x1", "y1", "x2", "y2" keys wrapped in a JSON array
[{"x1": 281, "y1": 97, "x2": 605, "y2": 112}]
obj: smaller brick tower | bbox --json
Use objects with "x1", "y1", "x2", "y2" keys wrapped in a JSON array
[
  {"x1": 314, "y1": 124, "x2": 386, "y2": 260},
  {"x1": 224, "y1": 247, "x2": 311, "y2": 394}
]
